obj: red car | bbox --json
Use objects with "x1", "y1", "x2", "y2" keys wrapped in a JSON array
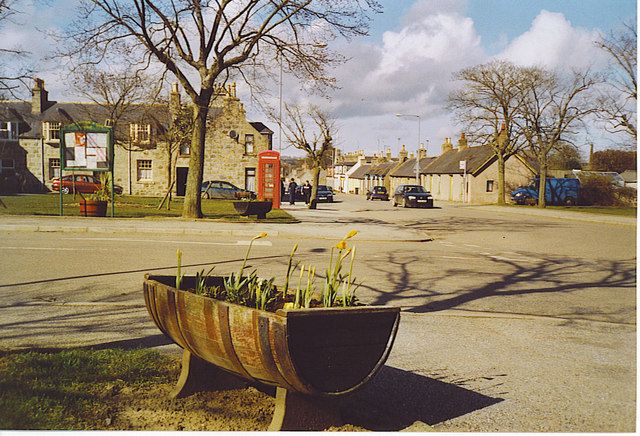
[{"x1": 52, "y1": 174, "x2": 123, "y2": 195}]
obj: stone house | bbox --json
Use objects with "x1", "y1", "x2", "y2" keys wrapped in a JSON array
[
  {"x1": 330, "y1": 149, "x2": 373, "y2": 193},
  {"x1": 0, "y1": 79, "x2": 273, "y2": 196},
  {"x1": 424, "y1": 134, "x2": 535, "y2": 204},
  {"x1": 388, "y1": 143, "x2": 437, "y2": 194}
]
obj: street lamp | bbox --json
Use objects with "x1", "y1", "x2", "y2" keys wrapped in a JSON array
[{"x1": 396, "y1": 113, "x2": 421, "y2": 184}]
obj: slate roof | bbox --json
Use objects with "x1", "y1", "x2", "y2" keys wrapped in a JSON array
[
  {"x1": 368, "y1": 161, "x2": 398, "y2": 176},
  {"x1": 390, "y1": 157, "x2": 437, "y2": 177},
  {"x1": 249, "y1": 121, "x2": 273, "y2": 135},
  {"x1": 424, "y1": 145, "x2": 495, "y2": 175},
  {"x1": 0, "y1": 100, "x2": 172, "y2": 140},
  {"x1": 349, "y1": 163, "x2": 372, "y2": 179}
]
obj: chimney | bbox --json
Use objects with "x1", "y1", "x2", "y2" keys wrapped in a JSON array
[
  {"x1": 457, "y1": 132, "x2": 468, "y2": 151},
  {"x1": 418, "y1": 143, "x2": 427, "y2": 159},
  {"x1": 31, "y1": 78, "x2": 48, "y2": 114},
  {"x1": 441, "y1": 137, "x2": 453, "y2": 153},
  {"x1": 398, "y1": 144, "x2": 408, "y2": 161},
  {"x1": 358, "y1": 154, "x2": 366, "y2": 165},
  {"x1": 170, "y1": 82, "x2": 181, "y2": 117},
  {"x1": 386, "y1": 147, "x2": 392, "y2": 160},
  {"x1": 588, "y1": 143, "x2": 594, "y2": 170},
  {"x1": 409, "y1": 152, "x2": 415, "y2": 159}
]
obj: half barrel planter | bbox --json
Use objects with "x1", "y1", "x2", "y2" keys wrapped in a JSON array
[
  {"x1": 79, "y1": 199, "x2": 107, "y2": 217},
  {"x1": 143, "y1": 274, "x2": 401, "y2": 430},
  {"x1": 232, "y1": 200, "x2": 272, "y2": 219}
]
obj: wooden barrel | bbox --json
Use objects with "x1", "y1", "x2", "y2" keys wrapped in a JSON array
[
  {"x1": 144, "y1": 274, "x2": 400, "y2": 396},
  {"x1": 79, "y1": 200, "x2": 107, "y2": 217}
]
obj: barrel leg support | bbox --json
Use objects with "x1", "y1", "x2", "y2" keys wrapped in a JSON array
[
  {"x1": 171, "y1": 349, "x2": 246, "y2": 399},
  {"x1": 268, "y1": 387, "x2": 342, "y2": 431}
]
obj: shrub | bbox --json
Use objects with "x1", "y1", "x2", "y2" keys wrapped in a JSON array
[{"x1": 580, "y1": 174, "x2": 637, "y2": 206}]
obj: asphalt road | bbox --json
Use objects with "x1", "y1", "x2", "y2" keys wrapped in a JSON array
[{"x1": 0, "y1": 193, "x2": 636, "y2": 431}]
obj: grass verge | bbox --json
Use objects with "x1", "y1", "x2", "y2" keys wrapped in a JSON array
[
  {"x1": 0, "y1": 194, "x2": 295, "y2": 222},
  {"x1": 0, "y1": 348, "x2": 178, "y2": 430}
]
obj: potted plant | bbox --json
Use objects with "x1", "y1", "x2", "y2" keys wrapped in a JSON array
[
  {"x1": 79, "y1": 173, "x2": 111, "y2": 217},
  {"x1": 232, "y1": 199, "x2": 272, "y2": 219},
  {"x1": 143, "y1": 231, "x2": 401, "y2": 430}
]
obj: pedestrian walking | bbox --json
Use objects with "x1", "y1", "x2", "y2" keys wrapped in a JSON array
[
  {"x1": 302, "y1": 180, "x2": 311, "y2": 204},
  {"x1": 288, "y1": 178, "x2": 297, "y2": 205},
  {"x1": 280, "y1": 178, "x2": 286, "y2": 202}
]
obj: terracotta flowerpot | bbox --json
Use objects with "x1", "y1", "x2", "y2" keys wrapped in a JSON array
[{"x1": 79, "y1": 199, "x2": 107, "y2": 217}]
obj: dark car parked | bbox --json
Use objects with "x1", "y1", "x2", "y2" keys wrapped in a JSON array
[
  {"x1": 316, "y1": 185, "x2": 334, "y2": 202},
  {"x1": 200, "y1": 180, "x2": 256, "y2": 200},
  {"x1": 366, "y1": 185, "x2": 389, "y2": 201},
  {"x1": 392, "y1": 184, "x2": 434, "y2": 208},
  {"x1": 291, "y1": 184, "x2": 334, "y2": 202}
]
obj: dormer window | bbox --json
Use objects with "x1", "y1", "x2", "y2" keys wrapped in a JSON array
[
  {"x1": 43, "y1": 121, "x2": 61, "y2": 141},
  {"x1": 0, "y1": 121, "x2": 18, "y2": 140},
  {"x1": 130, "y1": 123, "x2": 151, "y2": 143}
]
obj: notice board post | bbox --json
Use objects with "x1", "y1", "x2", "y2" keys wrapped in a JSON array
[{"x1": 59, "y1": 122, "x2": 114, "y2": 216}]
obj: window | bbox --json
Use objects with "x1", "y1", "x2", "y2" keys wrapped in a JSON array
[
  {"x1": 0, "y1": 121, "x2": 18, "y2": 140},
  {"x1": 486, "y1": 180, "x2": 494, "y2": 192},
  {"x1": 43, "y1": 122, "x2": 61, "y2": 141},
  {"x1": 137, "y1": 160, "x2": 152, "y2": 180},
  {"x1": 104, "y1": 119, "x2": 114, "y2": 127},
  {"x1": 49, "y1": 158, "x2": 60, "y2": 180},
  {"x1": 130, "y1": 123, "x2": 151, "y2": 143},
  {"x1": 179, "y1": 142, "x2": 190, "y2": 156},
  {"x1": 0, "y1": 158, "x2": 14, "y2": 175},
  {"x1": 244, "y1": 134, "x2": 254, "y2": 154},
  {"x1": 245, "y1": 167, "x2": 256, "y2": 192}
]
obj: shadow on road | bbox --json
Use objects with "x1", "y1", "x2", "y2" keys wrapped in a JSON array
[
  {"x1": 339, "y1": 365, "x2": 503, "y2": 430},
  {"x1": 365, "y1": 250, "x2": 636, "y2": 324}
]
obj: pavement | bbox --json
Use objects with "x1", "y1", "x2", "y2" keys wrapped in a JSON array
[
  {"x1": 0, "y1": 203, "x2": 432, "y2": 242},
  {"x1": 0, "y1": 198, "x2": 633, "y2": 244}
]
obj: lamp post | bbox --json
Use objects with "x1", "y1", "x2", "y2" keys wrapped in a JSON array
[{"x1": 396, "y1": 113, "x2": 421, "y2": 184}]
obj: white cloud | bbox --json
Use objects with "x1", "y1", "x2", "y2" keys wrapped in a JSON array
[{"x1": 496, "y1": 10, "x2": 608, "y2": 70}]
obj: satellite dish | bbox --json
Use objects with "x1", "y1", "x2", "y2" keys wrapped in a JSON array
[{"x1": 229, "y1": 130, "x2": 238, "y2": 139}]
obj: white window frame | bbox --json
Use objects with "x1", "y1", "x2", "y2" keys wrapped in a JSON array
[
  {"x1": 49, "y1": 158, "x2": 60, "y2": 180},
  {"x1": 43, "y1": 121, "x2": 61, "y2": 141},
  {"x1": 0, "y1": 121, "x2": 18, "y2": 140},
  {"x1": 245, "y1": 134, "x2": 255, "y2": 155},
  {"x1": 130, "y1": 123, "x2": 152, "y2": 143},
  {"x1": 137, "y1": 159, "x2": 153, "y2": 181}
]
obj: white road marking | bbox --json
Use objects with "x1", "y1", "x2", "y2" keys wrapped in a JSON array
[
  {"x1": 66, "y1": 237, "x2": 272, "y2": 246},
  {"x1": 464, "y1": 244, "x2": 481, "y2": 248},
  {"x1": 3, "y1": 246, "x2": 110, "y2": 251}
]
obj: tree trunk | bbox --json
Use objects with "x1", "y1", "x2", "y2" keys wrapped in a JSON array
[
  {"x1": 182, "y1": 93, "x2": 212, "y2": 219},
  {"x1": 538, "y1": 162, "x2": 548, "y2": 208},
  {"x1": 497, "y1": 154, "x2": 506, "y2": 205},
  {"x1": 308, "y1": 163, "x2": 321, "y2": 210}
]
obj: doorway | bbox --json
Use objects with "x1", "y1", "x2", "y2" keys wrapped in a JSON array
[{"x1": 176, "y1": 167, "x2": 188, "y2": 196}]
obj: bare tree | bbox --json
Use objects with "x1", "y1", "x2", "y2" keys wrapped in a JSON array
[
  {"x1": 517, "y1": 68, "x2": 598, "y2": 207},
  {"x1": 448, "y1": 61, "x2": 527, "y2": 204},
  {"x1": 63, "y1": 0, "x2": 380, "y2": 218},
  {"x1": 280, "y1": 103, "x2": 334, "y2": 209},
  {"x1": 71, "y1": 64, "x2": 165, "y2": 136},
  {"x1": 595, "y1": 22, "x2": 637, "y2": 143},
  {"x1": 0, "y1": 0, "x2": 32, "y2": 97}
]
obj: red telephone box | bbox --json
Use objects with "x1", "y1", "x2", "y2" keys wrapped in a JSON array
[{"x1": 257, "y1": 150, "x2": 281, "y2": 209}]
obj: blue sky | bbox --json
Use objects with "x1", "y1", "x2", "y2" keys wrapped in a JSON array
[{"x1": 2, "y1": 0, "x2": 637, "y2": 157}]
